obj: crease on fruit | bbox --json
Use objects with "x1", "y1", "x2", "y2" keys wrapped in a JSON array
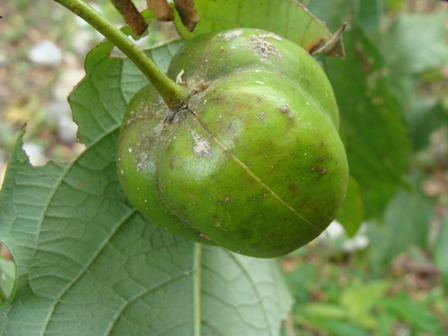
[
  {"x1": 188, "y1": 110, "x2": 321, "y2": 233},
  {"x1": 153, "y1": 161, "x2": 204, "y2": 237}
]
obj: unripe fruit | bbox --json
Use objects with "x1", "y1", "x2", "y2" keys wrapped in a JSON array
[{"x1": 117, "y1": 28, "x2": 348, "y2": 258}]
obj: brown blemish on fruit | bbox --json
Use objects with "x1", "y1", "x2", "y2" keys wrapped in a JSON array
[
  {"x1": 199, "y1": 233, "x2": 211, "y2": 240},
  {"x1": 311, "y1": 167, "x2": 328, "y2": 176},
  {"x1": 280, "y1": 105, "x2": 289, "y2": 113},
  {"x1": 189, "y1": 80, "x2": 212, "y2": 95},
  {"x1": 287, "y1": 183, "x2": 298, "y2": 192},
  {"x1": 224, "y1": 196, "x2": 230, "y2": 203},
  {"x1": 279, "y1": 105, "x2": 293, "y2": 121},
  {"x1": 249, "y1": 33, "x2": 282, "y2": 60}
]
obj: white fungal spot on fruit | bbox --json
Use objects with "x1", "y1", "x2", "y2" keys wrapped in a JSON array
[
  {"x1": 190, "y1": 130, "x2": 212, "y2": 157},
  {"x1": 221, "y1": 30, "x2": 243, "y2": 41},
  {"x1": 153, "y1": 121, "x2": 164, "y2": 136},
  {"x1": 266, "y1": 32, "x2": 282, "y2": 41},
  {"x1": 249, "y1": 34, "x2": 282, "y2": 60},
  {"x1": 136, "y1": 153, "x2": 148, "y2": 172}
]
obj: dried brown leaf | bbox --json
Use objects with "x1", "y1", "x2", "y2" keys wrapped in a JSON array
[
  {"x1": 174, "y1": 0, "x2": 200, "y2": 32},
  {"x1": 111, "y1": 0, "x2": 149, "y2": 35},
  {"x1": 310, "y1": 23, "x2": 347, "y2": 59},
  {"x1": 146, "y1": 0, "x2": 174, "y2": 21}
]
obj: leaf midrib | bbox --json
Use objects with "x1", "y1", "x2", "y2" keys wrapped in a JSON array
[{"x1": 194, "y1": 243, "x2": 202, "y2": 336}]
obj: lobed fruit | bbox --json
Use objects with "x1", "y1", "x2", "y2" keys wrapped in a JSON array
[{"x1": 117, "y1": 28, "x2": 349, "y2": 258}]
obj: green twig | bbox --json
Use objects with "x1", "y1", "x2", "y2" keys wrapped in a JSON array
[{"x1": 55, "y1": 0, "x2": 188, "y2": 110}]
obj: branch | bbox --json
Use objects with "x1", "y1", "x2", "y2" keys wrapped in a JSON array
[{"x1": 55, "y1": 0, "x2": 188, "y2": 110}]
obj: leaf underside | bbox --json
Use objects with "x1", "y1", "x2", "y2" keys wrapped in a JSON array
[{"x1": 172, "y1": 0, "x2": 336, "y2": 53}]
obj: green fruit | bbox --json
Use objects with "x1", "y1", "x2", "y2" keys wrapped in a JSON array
[{"x1": 117, "y1": 28, "x2": 349, "y2": 258}]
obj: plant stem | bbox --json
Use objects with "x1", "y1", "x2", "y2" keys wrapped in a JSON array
[{"x1": 55, "y1": 0, "x2": 188, "y2": 110}]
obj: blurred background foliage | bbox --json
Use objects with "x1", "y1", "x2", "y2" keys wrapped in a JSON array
[{"x1": 1, "y1": 0, "x2": 448, "y2": 335}]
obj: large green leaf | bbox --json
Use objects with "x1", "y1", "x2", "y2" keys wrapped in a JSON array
[
  {"x1": 0, "y1": 41, "x2": 292, "y2": 335},
  {"x1": 339, "y1": 281, "x2": 388, "y2": 327},
  {"x1": 406, "y1": 98, "x2": 448, "y2": 151},
  {"x1": 71, "y1": 39, "x2": 184, "y2": 146},
  {"x1": 433, "y1": 213, "x2": 448, "y2": 288},
  {"x1": 379, "y1": 12, "x2": 448, "y2": 155},
  {"x1": 303, "y1": 0, "x2": 352, "y2": 32},
  {"x1": 336, "y1": 177, "x2": 363, "y2": 237},
  {"x1": 381, "y1": 13, "x2": 448, "y2": 76},
  {"x1": 381, "y1": 293, "x2": 444, "y2": 334},
  {"x1": 323, "y1": 27, "x2": 409, "y2": 218},
  {"x1": 294, "y1": 303, "x2": 370, "y2": 336},
  {"x1": 173, "y1": 0, "x2": 336, "y2": 52},
  {"x1": 306, "y1": 1, "x2": 410, "y2": 218},
  {"x1": 367, "y1": 176, "x2": 434, "y2": 268},
  {"x1": 357, "y1": 0, "x2": 383, "y2": 34},
  {"x1": 380, "y1": 12, "x2": 448, "y2": 108},
  {"x1": 0, "y1": 256, "x2": 14, "y2": 302}
]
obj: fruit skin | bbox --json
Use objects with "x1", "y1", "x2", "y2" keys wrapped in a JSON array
[
  {"x1": 117, "y1": 28, "x2": 349, "y2": 258},
  {"x1": 167, "y1": 28, "x2": 340, "y2": 129}
]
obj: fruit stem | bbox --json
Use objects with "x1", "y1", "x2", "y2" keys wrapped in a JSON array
[{"x1": 55, "y1": 0, "x2": 188, "y2": 110}]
